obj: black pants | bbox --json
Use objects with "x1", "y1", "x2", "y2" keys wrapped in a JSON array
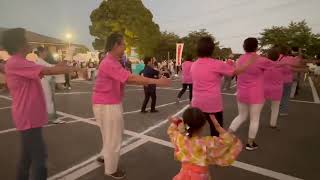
[
  {"x1": 176, "y1": 66, "x2": 181, "y2": 74},
  {"x1": 177, "y1": 84, "x2": 193, "y2": 101},
  {"x1": 64, "y1": 73, "x2": 71, "y2": 88},
  {"x1": 203, "y1": 111, "x2": 223, "y2": 137},
  {"x1": 141, "y1": 86, "x2": 157, "y2": 111},
  {"x1": 17, "y1": 128, "x2": 47, "y2": 180}
]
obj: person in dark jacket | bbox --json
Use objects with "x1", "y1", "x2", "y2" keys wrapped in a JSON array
[{"x1": 140, "y1": 57, "x2": 160, "y2": 113}]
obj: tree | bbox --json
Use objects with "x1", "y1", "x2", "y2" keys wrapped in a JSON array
[
  {"x1": 89, "y1": 0, "x2": 160, "y2": 56},
  {"x1": 259, "y1": 20, "x2": 320, "y2": 58},
  {"x1": 182, "y1": 29, "x2": 228, "y2": 59},
  {"x1": 74, "y1": 46, "x2": 90, "y2": 54},
  {"x1": 213, "y1": 47, "x2": 232, "y2": 59},
  {"x1": 307, "y1": 34, "x2": 320, "y2": 58},
  {"x1": 155, "y1": 31, "x2": 180, "y2": 60},
  {"x1": 182, "y1": 29, "x2": 221, "y2": 59}
]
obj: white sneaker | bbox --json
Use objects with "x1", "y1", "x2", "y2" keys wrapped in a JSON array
[{"x1": 52, "y1": 119, "x2": 66, "y2": 124}]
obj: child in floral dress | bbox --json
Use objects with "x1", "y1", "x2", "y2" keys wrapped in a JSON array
[{"x1": 168, "y1": 107, "x2": 242, "y2": 180}]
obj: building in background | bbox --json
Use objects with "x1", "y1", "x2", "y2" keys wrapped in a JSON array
[{"x1": 0, "y1": 27, "x2": 88, "y2": 61}]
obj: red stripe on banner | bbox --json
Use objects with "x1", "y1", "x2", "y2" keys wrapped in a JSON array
[{"x1": 176, "y1": 43, "x2": 184, "y2": 66}]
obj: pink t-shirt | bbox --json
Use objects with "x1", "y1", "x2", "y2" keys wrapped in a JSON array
[
  {"x1": 264, "y1": 66, "x2": 285, "y2": 101},
  {"x1": 278, "y1": 55, "x2": 300, "y2": 83},
  {"x1": 5, "y1": 54, "x2": 47, "y2": 131},
  {"x1": 236, "y1": 53, "x2": 276, "y2": 104},
  {"x1": 92, "y1": 54, "x2": 131, "y2": 104},
  {"x1": 191, "y1": 58, "x2": 234, "y2": 113},
  {"x1": 181, "y1": 61, "x2": 193, "y2": 84}
]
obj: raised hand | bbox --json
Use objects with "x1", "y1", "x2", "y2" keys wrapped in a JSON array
[{"x1": 168, "y1": 116, "x2": 180, "y2": 124}]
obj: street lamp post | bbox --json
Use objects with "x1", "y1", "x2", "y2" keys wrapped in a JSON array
[
  {"x1": 64, "y1": 33, "x2": 73, "y2": 62},
  {"x1": 65, "y1": 33, "x2": 72, "y2": 48}
]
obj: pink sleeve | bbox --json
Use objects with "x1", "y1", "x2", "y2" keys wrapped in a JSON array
[
  {"x1": 290, "y1": 57, "x2": 301, "y2": 65},
  {"x1": 257, "y1": 57, "x2": 276, "y2": 70},
  {"x1": 13, "y1": 60, "x2": 43, "y2": 79},
  {"x1": 102, "y1": 62, "x2": 130, "y2": 83},
  {"x1": 214, "y1": 61, "x2": 235, "y2": 76}
]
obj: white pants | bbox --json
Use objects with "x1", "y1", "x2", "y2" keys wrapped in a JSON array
[
  {"x1": 93, "y1": 104, "x2": 124, "y2": 174},
  {"x1": 229, "y1": 102, "x2": 264, "y2": 139},
  {"x1": 269, "y1": 101, "x2": 280, "y2": 127},
  {"x1": 41, "y1": 77, "x2": 55, "y2": 115},
  {"x1": 87, "y1": 68, "x2": 96, "y2": 80}
]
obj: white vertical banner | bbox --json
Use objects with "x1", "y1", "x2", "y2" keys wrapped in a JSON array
[{"x1": 176, "y1": 43, "x2": 184, "y2": 66}]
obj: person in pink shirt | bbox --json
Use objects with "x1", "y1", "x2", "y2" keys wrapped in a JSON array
[
  {"x1": 2, "y1": 28, "x2": 80, "y2": 180},
  {"x1": 228, "y1": 38, "x2": 291, "y2": 151},
  {"x1": 265, "y1": 46, "x2": 306, "y2": 128},
  {"x1": 92, "y1": 33, "x2": 171, "y2": 179},
  {"x1": 177, "y1": 55, "x2": 194, "y2": 102},
  {"x1": 191, "y1": 37, "x2": 257, "y2": 137},
  {"x1": 264, "y1": 47, "x2": 286, "y2": 128},
  {"x1": 277, "y1": 47, "x2": 302, "y2": 116}
]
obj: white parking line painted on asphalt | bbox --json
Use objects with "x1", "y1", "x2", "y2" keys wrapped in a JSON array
[
  {"x1": 87, "y1": 99, "x2": 189, "y2": 120},
  {"x1": 232, "y1": 161, "x2": 303, "y2": 180},
  {"x1": 55, "y1": 92, "x2": 91, "y2": 95},
  {"x1": 49, "y1": 106, "x2": 188, "y2": 180},
  {"x1": 0, "y1": 81, "x2": 312, "y2": 179},
  {"x1": 0, "y1": 128, "x2": 16, "y2": 135},
  {"x1": 47, "y1": 154, "x2": 100, "y2": 180},
  {"x1": 55, "y1": 89, "x2": 144, "y2": 96},
  {"x1": 71, "y1": 80, "x2": 93, "y2": 84},
  {"x1": 0, "y1": 99, "x2": 189, "y2": 135},
  {"x1": 0, "y1": 117, "x2": 75, "y2": 135},
  {"x1": 121, "y1": 104, "x2": 189, "y2": 147},
  {"x1": 50, "y1": 108, "x2": 305, "y2": 180},
  {"x1": 0, "y1": 106, "x2": 11, "y2": 110},
  {"x1": 48, "y1": 139, "x2": 148, "y2": 180},
  {"x1": 124, "y1": 130, "x2": 304, "y2": 180},
  {"x1": 308, "y1": 77, "x2": 320, "y2": 103},
  {"x1": 290, "y1": 99, "x2": 320, "y2": 104},
  {"x1": 0, "y1": 95, "x2": 12, "y2": 101},
  {"x1": 123, "y1": 99, "x2": 188, "y2": 116}
]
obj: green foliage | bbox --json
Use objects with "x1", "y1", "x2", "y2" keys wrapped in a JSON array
[
  {"x1": 259, "y1": 20, "x2": 320, "y2": 58},
  {"x1": 215, "y1": 47, "x2": 233, "y2": 59},
  {"x1": 74, "y1": 46, "x2": 90, "y2": 54},
  {"x1": 89, "y1": 1, "x2": 233, "y2": 59},
  {"x1": 155, "y1": 31, "x2": 180, "y2": 60},
  {"x1": 155, "y1": 29, "x2": 232, "y2": 60},
  {"x1": 182, "y1": 29, "x2": 218, "y2": 59},
  {"x1": 89, "y1": 0, "x2": 160, "y2": 56}
]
